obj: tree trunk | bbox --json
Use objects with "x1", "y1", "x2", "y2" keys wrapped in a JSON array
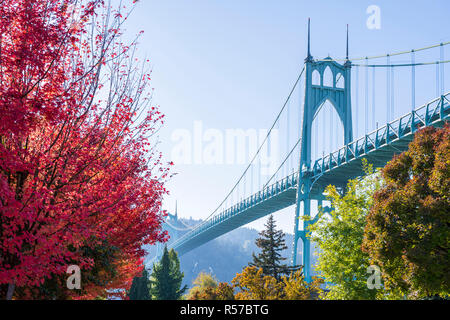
[{"x1": 6, "y1": 283, "x2": 15, "y2": 300}]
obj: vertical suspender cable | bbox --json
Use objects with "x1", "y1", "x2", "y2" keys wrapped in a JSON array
[
  {"x1": 335, "y1": 76, "x2": 338, "y2": 148},
  {"x1": 243, "y1": 169, "x2": 246, "y2": 200},
  {"x1": 231, "y1": 186, "x2": 234, "y2": 206},
  {"x1": 355, "y1": 66, "x2": 359, "y2": 138},
  {"x1": 330, "y1": 101, "x2": 333, "y2": 151},
  {"x1": 436, "y1": 62, "x2": 440, "y2": 97},
  {"x1": 372, "y1": 66, "x2": 376, "y2": 129},
  {"x1": 365, "y1": 57, "x2": 369, "y2": 133},
  {"x1": 335, "y1": 102, "x2": 338, "y2": 150},
  {"x1": 391, "y1": 63, "x2": 395, "y2": 119},
  {"x1": 322, "y1": 107, "x2": 326, "y2": 156},
  {"x1": 314, "y1": 98, "x2": 318, "y2": 161},
  {"x1": 237, "y1": 184, "x2": 239, "y2": 203},
  {"x1": 441, "y1": 43, "x2": 445, "y2": 95},
  {"x1": 286, "y1": 98, "x2": 290, "y2": 176},
  {"x1": 298, "y1": 77, "x2": 303, "y2": 169},
  {"x1": 267, "y1": 131, "x2": 271, "y2": 186},
  {"x1": 411, "y1": 50, "x2": 416, "y2": 110},
  {"x1": 386, "y1": 54, "x2": 391, "y2": 122},
  {"x1": 250, "y1": 163, "x2": 253, "y2": 195},
  {"x1": 258, "y1": 157, "x2": 261, "y2": 192},
  {"x1": 315, "y1": 110, "x2": 318, "y2": 161},
  {"x1": 275, "y1": 116, "x2": 279, "y2": 181}
]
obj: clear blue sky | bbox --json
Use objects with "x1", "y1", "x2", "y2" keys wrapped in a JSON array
[{"x1": 123, "y1": 0, "x2": 450, "y2": 232}]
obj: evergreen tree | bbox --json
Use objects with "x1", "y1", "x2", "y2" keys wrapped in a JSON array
[
  {"x1": 150, "y1": 246, "x2": 187, "y2": 300},
  {"x1": 249, "y1": 215, "x2": 297, "y2": 280},
  {"x1": 128, "y1": 268, "x2": 151, "y2": 300}
]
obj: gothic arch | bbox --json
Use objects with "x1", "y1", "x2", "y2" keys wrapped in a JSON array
[
  {"x1": 312, "y1": 70, "x2": 321, "y2": 86},
  {"x1": 323, "y1": 66, "x2": 333, "y2": 87},
  {"x1": 336, "y1": 73, "x2": 345, "y2": 88}
]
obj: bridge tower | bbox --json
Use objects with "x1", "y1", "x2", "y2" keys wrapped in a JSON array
[{"x1": 292, "y1": 20, "x2": 353, "y2": 282}]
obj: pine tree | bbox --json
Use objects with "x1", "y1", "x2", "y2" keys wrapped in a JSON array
[
  {"x1": 249, "y1": 215, "x2": 297, "y2": 280},
  {"x1": 150, "y1": 246, "x2": 187, "y2": 300},
  {"x1": 128, "y1": 268, "x2": 151, "y2": 300}
]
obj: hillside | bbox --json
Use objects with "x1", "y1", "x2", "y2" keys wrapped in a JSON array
[{"x1": 144, "y1": 217, "x2": 318, "y2": 289}]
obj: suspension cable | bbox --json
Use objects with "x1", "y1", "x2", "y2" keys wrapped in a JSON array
[
  {"x1": 263, "y1": 136, "x2": 301, "y2": 189},
  {"x1": 352, "y1": 59, "x2": 450, "y2": 67},
  {"x1": 178, "y1": 218, "x2": 195, "y2": 229},
  {"x1": 314, "y1": 41, "x2": 450, "y2": 63},
  {"x1": 200, "y1": 65, "x2": 306, "y2": 223},
  {"x1": 164, "y1": 219, "x2": 194, "y2": 231},
  {"x1": 177, "y1": 43, "x2": 450, "y2": 232}
]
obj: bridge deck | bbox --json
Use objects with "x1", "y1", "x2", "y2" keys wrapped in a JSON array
[
  {"x1": 173, "y1": 174, "x2": 298, "y2": 255},
  {"x1": 310, "y1": 95, "x2": 449, "y2": 193},
  {"x1": 170, "y1": 94, "x2": 449, "y2": 256}
]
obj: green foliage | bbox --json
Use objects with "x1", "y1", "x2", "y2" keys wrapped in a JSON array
[
  {"x1": 281, "y1": 268, "x2": 323, "y2": 300},
  {"x1": 308, "y1": 159, "x2": 390, "y2": 300},
  {"x1": 363, "y1": 126, "x2": 450, "y2": 299},
  {"x1": 249, "y1": 215, "x2": 297, "y2": 280},
  {"x1": 215, "y1": 282, "x2": 235, "y2": 300},
  {"x1": 150, "y1": 246, "x2": 187, "y2": 300},
  {"x1": 185, "y1": 272, "x2": 235, "y2": 300},
  {"x1": 231, "y1": 266, "x2": 321, "y2": 300},
  {"x1": 232, "y1": 266, "x2": 284, "y2": 300},
  {"x1": 128, "y1": 268, "x2": 151, "y2": 300},
  {"x1": 185, "y1": 272, "x2": 218, "y2": 300},
  {"x1": 192, "y1": 271, "x2": 218, "y2": 289}
]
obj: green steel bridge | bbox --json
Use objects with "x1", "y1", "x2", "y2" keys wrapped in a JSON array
[{"x1": 156, "y1": 21, "x2": 450, "y2": 282}]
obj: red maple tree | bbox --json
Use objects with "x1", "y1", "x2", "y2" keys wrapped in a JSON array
[{"x1": 0, "y1": 0, "x2": 170, "y2": 299}]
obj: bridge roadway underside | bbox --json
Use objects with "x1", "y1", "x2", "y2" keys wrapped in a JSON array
[
  {"x1": 310, "y1": 135, "x2": 414, "y2": 194},
  {"x1": 175, "y1": 113, "x2": 449, "y2": 256},
  {"x1": 311, "y1": 117, "x2": 448, "y2": 194},
  {"x1": 175, "y1": 188, "x2": 298, "y2": 255}
]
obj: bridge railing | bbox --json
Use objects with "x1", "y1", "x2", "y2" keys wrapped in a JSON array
[
  {"x1": 168, "y1": 93, "x2": 449, "y2": 253},
  {"x1": 169, "y1": 171, "x2": 299, "y2": 250},
  {"x1": 312, "y1": 93, "x2": 450, "y2": 177}
]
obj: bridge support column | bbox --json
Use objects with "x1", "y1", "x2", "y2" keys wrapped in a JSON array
[
  {"x1": 292, "y1": 178, "x2": 313, "y2": 283},
  {"x1": 294, "y1": 19, "x2": 353, "y2": 284}
]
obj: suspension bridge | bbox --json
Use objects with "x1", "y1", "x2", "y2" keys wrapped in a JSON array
[{"x1": 156, "y1": 21, "x2": 450, "y2": 282}]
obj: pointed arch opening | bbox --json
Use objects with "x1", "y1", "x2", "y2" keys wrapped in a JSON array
[
  {"x1": 311, "y1": 99, "x2": 344, "y2": 161},
  {"x1": 335, "y1": 73, "x2": 345, "y2": 88},
  {"x1": 323, "y1": 66, "x2": 333, "y2": 87},
  {"x1": 312, "y1": 70, "x2": 321, "y2": 86},
  {"x1": 294, "y1": 231, "x2": 318, "y2": 274},
  {"x1": 295, "y1": 236, "x2": 304, "y2": 265}
]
